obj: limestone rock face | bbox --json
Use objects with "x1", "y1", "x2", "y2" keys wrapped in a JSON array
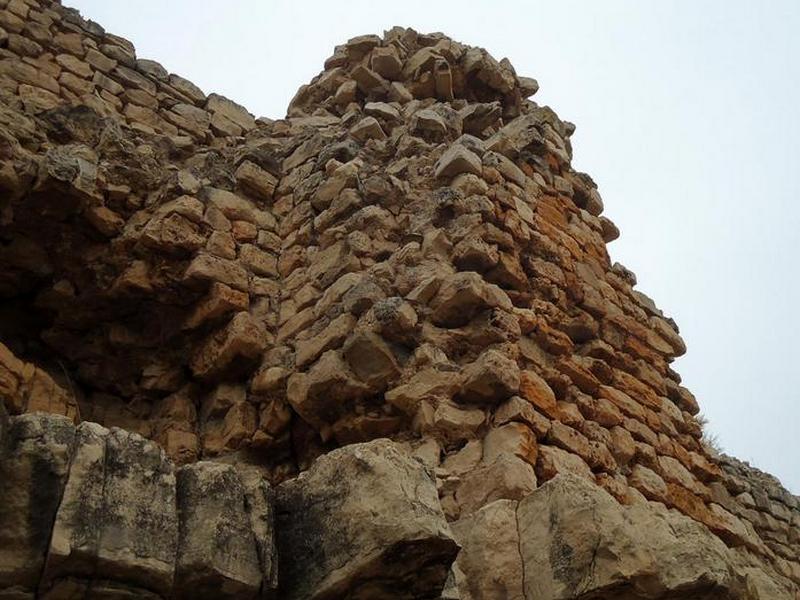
[
  {"x1": 42, "y1": 423, "x2": 178, "y2": 597},
  {"x1": 454, "y1": 474, "x2": 797, "y2": 600},
  {"x1": 175, "y1": 462, "x2": 264, "y2": 599},
  {"x1": 0, "y1": 1, "x2": 798, "y2": 598},
  {"x1": 0, "y1": 413, "x2": 75, "y2": 597},
  {"x1": 451, "y1": 499, "x2": 525, "y2": 600},
  {"x1": 276, "y1": 439, "x2": 459, "y2": 599},
  {"x1": 0, "y1": 412, "x2": 280, "y2": 600}
]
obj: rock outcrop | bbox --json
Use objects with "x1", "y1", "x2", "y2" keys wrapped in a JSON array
[
  {"x1": 0, "y1": 0, "x2": 797, "y2": 598},
  {"x1": 276, "y1": 439, "x2": 458, "y2": 599},
  {"x1": 454, "y1": 474, "x2": 794, "y2": 599},
  {"x1": 0, "y1": 412, "x2": 457, "y2": 599}
]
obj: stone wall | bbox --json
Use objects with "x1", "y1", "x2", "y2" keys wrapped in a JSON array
[
  {"x1": 0, "y1": 411, "x2": 459, "y2": 599},
  {"x1": 0, "y1": 0, "x2": 797, "y2": 597},
  {"x1": 715, "y1": 455, "x2": 800, "y2": 574}
]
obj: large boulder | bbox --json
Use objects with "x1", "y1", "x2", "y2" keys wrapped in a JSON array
[
  {"x1": 174, "y1": 462, "x2": 264, "y2": 599},
  {"x1": 517, "y1": 474, "x2": 731, "y2": 598},
  {"x1": 451, "y1": 499, "x2": 525, "y2": 600},
  {"x1": 0, "y1": 413, "x2": 75, "y2": 597},
  {"x1": 454, "y1": 474, "x2": 797, "y2": 600},
  {"x1": 276, "y1": 439, "x2": 459, "y2": 599},
  {"x1": 42, "y1": 424, "x2": 179, "y2": 597}
]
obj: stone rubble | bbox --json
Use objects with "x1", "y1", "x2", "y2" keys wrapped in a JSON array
[{"x1": 0, "y1": 1, "x2": 797, "y2": 598}]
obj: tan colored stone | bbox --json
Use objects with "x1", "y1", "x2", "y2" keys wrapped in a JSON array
[
  {"x1": 287, "y1": 351, "x2": 370, "y2": 430},
  {"x1": 456, "y1": 455, "x2": 537, "y2": 517},
  {"x1": 536, "y1": 444, "x2": 593, "y2": 482},
  {"x1": 385, "y1": 369, "x2": 460, "y2": 415},
  {"x1": 276, "y1": 439, "x2": 457, "y2": 599},
  {"x1": 184, "y1": 252, "x2": 249, "y2": 291},
  {"x1": 482, "y1": 422, "x2": 538, "y2": 466},
  {"x1": 370, "y1": 46, "x2": 403, "y2": 79},
  {"x1": 546, "y1": 421, "x2": 592, "y2": 463},
  {"x1": 0, "y1": 58, "x2": 59, "y2": 93},
  {"x1": 609, "y1": 425, "x2": 636, "y2": 465},
  {"x1": 518, "y1": 370, "x2": 558, "y2": 418},
  {"x1": 333, "y1": 79, "x2": 357, "y2": 106},
  {"x1": 515, "y1": 474, "x2": 778, "y2": 599},
  {"x1": 295, "y1": 313, "x2": 356, "y2": 368},
  {"x1": 190, "y1": 312, "x2": 268, "y2": 380},
  {"x1": 235, "y1": 160, "x2": 278, "y2": 201},
  {"x1": 0, "y1": 414, "x2": 75, "y2": 595},
  {"x1": 175, "y1": 462, "x2": 262, "y2": 598},
  {"x1": 494, "y1": 395, "x2": 552, "y2": 438},
  {"x1": 441, "y1": 439, "x2": 483, "y2": 476},
  {"x1": 240, "y1": 243, "x2": 278, "y2": 277},
  {"x1": 183, "y1": 282, "x2": 249, "y2": 330},
  {"x1": 457, "y1": 349, "x2": 519, "y2": 404},
  {"x1": 205, "y1": 93, "x2": 256, "y2": 132},
  {"x1": 43, "y1": 425, "x2": 178, "y2": 596},
  {"x1": 342, "y1": 330, "x2": 400, "y2": 389},
  {"x1": 431, "y1": 271, "x2": 512, "y2": 327},
  {"x1": 629, "y1": 463, "x2": 669, "y2": 503},
  {"x1": 85, "y1": 48, "x2": 117, "y2": 72},
  {"x1": 350, "y1": 64, "x2": 387, "y2": 94},
  {"x1": 452, "y1": 499, "x2": 525, "y2": 600},
  {"x1": 202, "y1": 401, "x2": 257, "y2": 454},
  {"x1": 350, "y1": 116, "x2": 386, "y2": 141},
  {"x1": 428, "y1": 400, "x2": 486, "y2": 444},
  {"x1": 365, "y1": 101, "x2": 401, "y2": 122},
  {"x1": 657, "y1": 454, "x2": 709, "y2": 498},
  {"x1": 435, "y1": 144, "x2": 482, "y2": 179}
]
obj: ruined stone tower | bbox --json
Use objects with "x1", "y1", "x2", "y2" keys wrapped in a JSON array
[{"x1": 0, "y1": 1, "x2": 798, "y2": 598}]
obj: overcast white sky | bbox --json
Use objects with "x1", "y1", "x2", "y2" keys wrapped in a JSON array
[{"x1": 67, "y1": 1, "x2": 799, "y2": 493}]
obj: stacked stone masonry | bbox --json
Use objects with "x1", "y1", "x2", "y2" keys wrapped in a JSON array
[{"x1": 0, "y1": 0, "x2": 797, "y2": 597}]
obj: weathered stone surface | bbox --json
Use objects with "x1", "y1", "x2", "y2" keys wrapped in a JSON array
[
  {"x1": 342, "y1": 330, "x2": 400, "y2": 388},
  {"x1": 435, "y1": 144, "x2": 483, "y2": 179},
  {"x1": 457, "y1": 349, "x2": 520, "y2": 404},
  {"x1": 190, "y1": 312, "x2": 268, "y2": 380},
  {"x1": 294, "y1": 313, "x2": 356, "y2": 368},
  {"x1": 431, "y1": 272, "x2": 513, "y2": 327},
  {"x1": 184, "y1": 252, "x2": 250, "y2": 291},
  {"x1": 370, "y1": 46, "x2": 403, "y2": 79},
  {"x1": 276, "y1": 439, "x2": 458, "y2": 599},
  {"x1": 350, "y1": 116, "x2": 386, "y2": 141},
  {"x1": 385, "y1": 369, "x2": 461, "y2": 415},
  {"x1": 287, "y1": 350, "x2": 370, "y2": 430},
  {"x1": 516, "y1": 474, "x2": 795, "y2": 599},
  {"x1": 482, "y1": 422, "x2": 538, "y2": 466},
  {"x1": 236, "y1": 160, "x2": 278, "y2": 201},
  {"x1": 455, "y1": 454, "x2": 537, "y2": 517},
  {"x1": 0, "y1": 10, "x2": 797, "y2": 598},
  {"x1": 206, "y1": 93, "x2": 256, "y2": 132},
  {"x1": 42, "y1": 424, "x2": 178, "y2": 596},
  {"x1": 518, "y1": 369, "x2": 558, "y2": 418},
  {"x1": 175, "y1": 462, "x2": 263, "y2": 599},
  {"x1": 0, "y1": 342, "x2": 79, "y2": 421},
  {"x1": 536, "y1": 444, "x2": 593, "y2": 482},
  {"x1": 0, "y1": 413, "x2": 75, "y2": 596},
  {"x1": 240, "y1": 472, "x2": 279, "y2": 598},
  {"x1": 452, "y1": 499, "x2": 524, "y2": 600},
  {"x1": 454, "y1": 474, "x2": 797, "y2": 600}
]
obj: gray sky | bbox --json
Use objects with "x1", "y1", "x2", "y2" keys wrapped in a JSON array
[{"x1": 68, "y1": 0, "x2": 799, "y2": 493}]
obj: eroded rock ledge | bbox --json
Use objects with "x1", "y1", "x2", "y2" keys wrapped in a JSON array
[
  {"x1": 0, "y1": 0, "x2": 798, "y2": 597},
  {"x1": 0, "y1": 410, "x2": 795, "y2": 599},
  {"x1": 0, "y1": 410, "x2": 459, "y2": 599}
]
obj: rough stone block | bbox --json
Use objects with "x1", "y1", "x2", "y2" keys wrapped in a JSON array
[
  {"x1": 175, "y1": 462, "x2": 262, "y2": 599},
  {"x1": 0, "y1": 414, "x2": 75, "y2": 596},
  {"x1": 276, "y1": 439, "x2": 458, "y2": 599},
  {"x1": 42, "y1": 425, "x2": 178, "y2": 596}
]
